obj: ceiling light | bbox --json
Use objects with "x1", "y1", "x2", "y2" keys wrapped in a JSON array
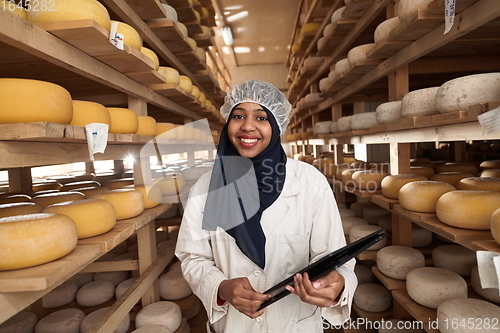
[
  {"x1": 222, "y1": 46, "x2": 231, "y2": 54},
  {"x1": 221, "y1": 26, "x2": 233, "y2": 46},
  {"x1": 258, "y1": 46, "x2": 265, "y2": 52},
  {"x1": 224, "y1": 5, "x2": 244, "y2": 10},
  {"x1": 227, "y1": 11, "x2": 248, "y2": 22},
  {"x1": 234, "y1": 46, "x2": 250, "y2": 53}
]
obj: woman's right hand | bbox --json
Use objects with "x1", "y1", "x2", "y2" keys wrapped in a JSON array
[{"x1": 218, "y1": 278, "x2": 270, "y2": 318}]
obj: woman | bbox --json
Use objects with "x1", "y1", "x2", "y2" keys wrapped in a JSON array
[{"x1": 175, "y1": 79, "x2": 356, "y2": 332}]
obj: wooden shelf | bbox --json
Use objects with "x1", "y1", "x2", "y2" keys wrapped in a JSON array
[
  {"x1": 353, "y1": 304, "x2": 393, "y2": 321},
  {"x1": 343, "y1": 0, "x2": 375, "y2": 18},
  {"x1": 124, "y1": 0, "x2": 167, "y2": 20},
  {"x1": 392, "y1": 290, "x2": 436, "y2": 324},
  {"x1": 371, "y1": 194, "x2": 398, "y2": 211},
  {"x1": 472, "y1": 239, "x2": 500, "y2": 252},
  {"x1": 372, "y1": 267, "x2": 407, "y2": 291}
]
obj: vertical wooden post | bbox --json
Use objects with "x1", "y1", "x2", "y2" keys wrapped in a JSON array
[
  {"x1": 128, "y1": 96, "x2": 148, "y2": 116},
  {"x1": 85, "y1": 162, "x2": 95, "y2": 175},
  {"x1": 390, "y1": 142, "x2": 411, "y2": 175},
  {"x1": 8, "y1": 167, "x2": 32, "y2": 194},
  {"x1": 137, "y1": 221, "x2": 159, "y2": 306},
  {"x1": 114, "y1": 160, "x2": 125, "y2": 177},
  {"x1": 353, "y1": 101, "x2": 365, "y2": 114}
]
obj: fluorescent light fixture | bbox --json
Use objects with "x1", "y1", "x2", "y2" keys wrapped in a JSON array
[
  {"x1": 234, "y1": 46, "x2": 250, "y2": 53},
  {"x1": 225, "y1": 5, "x2": 244, "y2": 10},
  {"x1": 258, "y1": 46, "x2": 265, "y2": 52},
  {"x1": 221, "y1": 26, "x2": 233, "y2": 46},
  {"x1": 227, "y1": 11, "x2": 248, "y2": 22},
  {"x1": 222, "y1": 46, "x2": 231, "y2": 54}
]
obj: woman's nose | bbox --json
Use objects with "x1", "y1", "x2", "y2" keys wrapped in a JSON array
[{"x1": 240, "y1": 117, "x2": 256, "y2": 131}]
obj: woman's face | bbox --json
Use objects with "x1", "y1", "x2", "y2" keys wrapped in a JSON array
[{"x1": 227, "y1": 102, "x2": 272, "y2": 158}]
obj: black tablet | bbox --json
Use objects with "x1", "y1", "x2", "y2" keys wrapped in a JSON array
[{"x1": 257, "y1": 229, "x2": 387, "y2": 310}]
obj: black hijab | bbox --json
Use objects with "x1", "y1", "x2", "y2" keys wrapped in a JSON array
[{"x1": 202, "y1": 106, "x2": 287, "y2": 269}]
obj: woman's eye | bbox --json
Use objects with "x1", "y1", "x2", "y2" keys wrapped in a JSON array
[
  {"x1": 257, "y1": 116, "x2": 268, "y2": 121},
  {"x1": 232, "y1": 114, "x2": 244, "y2": 119}
]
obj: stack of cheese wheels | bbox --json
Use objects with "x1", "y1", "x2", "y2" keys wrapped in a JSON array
[
  {"x1": 70, "y1": 100, "x2": 111, "y2": 127},
  {"x1": 437, "y1": 298, "x2": 500, "y2": 333},
  {"x1": 42, "y1": 281, "x2": 79, "y2": 308},
  {"x1": 104, "y1": 178, "x2": 135, "y2": 190},
  {"x1": 409, "y1": 165, "x2": 435, "y2": 179},
  {"x1": 111, "y1": 21, "x2": 142, "y2": 50},
  {"x1": 33, "y1": 191, "x2": 85, "y2": 208},
  {"x1": 80, "y1": 307, "x2": 130, "y2": 333},
  {"x1": 352, "y1": 170, "x2": 388, "y2": 190},
  {"x1": 432, "y1": 245, "x2": 476, "y2": 276},
  {"x1": 407, "y1": 267, "x2": 467, "y2": 309},
  {"x1": 342, "y1": 217, "x2": 369, "y2": 236},
  {"x1": 436, "y1": 73, "x2": 500, "y2": 113},
  {"x1": 377, "y1": 246, "x2": 425, "y2": 280},
  {"x1": 436, "y1": 190, "x2": 500, "y2": 230},
  {"x1": 135, "y1": 301, "x2": 182, "y2": 332},
  {"x1": 353, "y1": 283, "x2": 392, "y2": 312},
  {"x1": 456, "y1": 177, "x2": 500, "y2": 191},
  {"x1": 375, "y1": 101, "x2": 402, "y2": 124},
  {"x1": 399, "y1": 181, "x2": 456, "y2": 213},
  {"x1": 62, "y1": 180, "x2": 101, "y2": 191},
  {"x1": 430, "y1": 172, "x2": 475, "y2": 186},
  {"x1": 354, "y1": 265, "x2": 373, "y2": 284},
  {"x1": 43, "y1": 199, "x2": 116, "y2": 239},
  {"x1": 158, "y1": 270, "x2": 192, "y2": 300},
  {"x1": 140, "y1": 47, "x2": 160, "y2": 70},
  {"x1": 374, "y1": 17, "x2": 400, "y2": 43},
  {"x1": 436, "y1": 162, "x2": 479, "y2": 175},
  {"x1": 107, "y1": 108, "x2": 139, "y2": 134},
  {"x1": 1, "y1": 1, "x2": 27, "y2": 20},
  {"x1": 0, "y1": 311, "x2": 37, "y2": 333},
  {"x1": 76, "y1": 280, "x2": 115, "y2": 307},
  {"x1": 136, "y1": 116, "x2": 157, "y2": 136},
  {"x1": 0, "y1": 202, "x2": 43, "y2": 218},
  {"x1": 350, "y1": 225, "x2": 387, "y2": 250},
  {"x1": 381, "y1": 174, "x2": 428, "y2": 199},
  {"x1": 158, "y1": 67, "x2": 181, "y2": 84},
  {"x1": 0, "y1": 78, "x2": 73, "y2": 124},
  {"x1": 363, "y1": 206, "x2": 391, "y2": 224},
  {"x1": 401, "y1": 87, "x2": 440, "y2": 118},
  {"x1": 471, "y1": 265, "x2": 500, "y2": 303},
  {"x1": 34, "y1": 308, "x2": 85, "y2": 333},
  {"x1": 26, "y1": 0, "x2": 111, "y2": 31},
  {"x1": 398, "y1": 0, "x2": 434, "y2": 20},
  {"x1": 89, "y1": 189, "x2": 144, "y2": 220}
]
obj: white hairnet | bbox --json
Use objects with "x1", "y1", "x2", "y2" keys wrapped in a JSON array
[{"x1": 220, "y1": 79, "x2": 292, "y2": 134}]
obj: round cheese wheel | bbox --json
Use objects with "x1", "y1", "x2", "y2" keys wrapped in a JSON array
[
  {"x1": 480, "y1": 159, "x2": 500, "y2": 170},
  {"x1": 195, "y1": 47, "x2": 206, "y2": 63},
  {"x1": 161, "y1": 4, "x2": 178, "y2": 22},
  {"x1": 313, "y1": 121, "x2": 333, "y2": 135},
  {"x1": 132, "y1": 185, "x2": 162, "y2": 209},
  {"x1": 181, "y1": 166, "x2": 212, "y2": 181},
  {"x1": 374, "y1": 17, "x2": 401, "y2": 43},
  {"x1": 136, "y1": 116, "x2": 157, "y2": 136},
  {"x1": 104, "y1": 178, "x2": 134, "y2": 190},
  {"x1": 411, "y1": 224, "x2": 433, "y2": 247},
  {"x1": 337, "y1": 116, "x2": 352, "y2": 132},
  {"x1": 131, "y1": 325, "x2": 173, "y2": 333},
  {"x1": 159, "y1": 270, "x2": 192, "y2": 300},
  {"x1": 319, "y1": 77, "x2": 333, "y2": 92},
  {"x1": 94, "y1": 270, "x2": 129, "y2": 287},
  {"x1": 363, "y1": 206, "x2": 391, "y2": 225},
  {"x1": 168, "y1": 260, "x2": 182, "y2": 272},
  {"x1": 432, "y1": 245, "x2": 476, "y2": 277},
  {"x1": 354, "y1": 265, "x2": 373, "y2": 285},
  {"x1": 352, "y1": 170, "x2": 388, "y2": 190},
  {"x1": 300, "y1": 22, "x2": 321, "y2": 34},
  {"x1": 62, "y1": 181, "x2": 101, "y2": 191},
  {"x1": 347, "y1": 43, "x2": 375, "y2": 66},
  {"x1": 339, "y1": 208, "x2": 356, "y2": 219},
  {"x1": 67, "y1": 272, "x2": 93, "y2": 287},
  {"x1": 156, "y1": 122, "x2": 177, "y2": 139},
  {"x1": 80, "y1": 307, "x2": 130, "y2": 333},
  {"x1": 0, "y1": 78, "x2": 73, "y2": 124},
  {"x1": 331, "y1": 6, "x2": 345, "y2": 23},
  {"x1": 111, "y1": 20, "x2": 142, "y2": 50},
  {"x1": 323, "y1": 23, "x2": 335, "y2": 37},
  {"x1": 401, "y1": 87, "x2": 440, "y2": 118},
  {"x1": 353, "y1": 283, "x2": 391, "y2": 312},
  {"x1": 76, "y1": 280, "x2": 115, "y2": 307},
  {"x1": 0, "y1": 202, "x2": 43, "y2": 218},
  {"x1": 350, "y1": 112, "x2": 379, "y2": 130},
  {"x1": 0, "y1": 311, "x2": 37, "y2": 333},
  {"x1": 437, "y1": 298, "x2": 500, "y2": 333},
  {"x1": 33, "y1": 191, "x2": 85, "y2": 209},
  {"x1": 89, "y1": 189, "x2": 144, "y2": 220},
  {"x1": 381, "y1": 174, "x2": 428, "y2": 199},
  {"x1": 409, "y1": 166, "x2": 435, "y2": 179},
  {"x1": 436, "y1": 190, "x2": 500, "y2": 230},
  {"x1": 350, "y1": 201, "x2": 375, "y2": 217},
  {"x1": 492, "y1": 207, "x2": 500, "y2": 245},
  {"x1": 70, "y1": 100, "x2": 111, "y2": 127},
  {"x1": 175, "y1": 21, "x2": 188, "y2": 37},
  {"x1": 437, "y1": 73, "x2": 500, "y2": 113},
  {"x1": 398, "y1": 0, "x2": 434, "y2": 20},
  {"x1": 154, "y1": 174, "x2": 186, "y2": 196},
  {"x1": 107, "y1": 107, "x2": 139, "y2": 134},
  {"x1": 34, "y1": 308, "x2": 84, "y2": 333},
  {"x1": 407, "y1": 267, "x2": 467, "y2": 309},
  {"x1": 178, "y1": 75, "x2": 193, "y2": 93},
  {"x1": 341, "y1": 168, "x2": 364, "y2": 183},
  {"x1": 135, "y1": 301, "x2": 182, "y2": 332},
  {"x1": 304, "y1": 57, "x2": 324, "y2": 69},
  {"x1": 158, "y1": 67, "x2": 180, "y2": 85},
  {"x1": 198, "y1": 91, "x2": 207, "y2": 104},
  {"x1": 399, "y1": 181, "x2": 455, "y2": 213},
  {"x1": 436, "y1": 163, "x2": 478, "y2": 175},
  {"x1": 375, "y1": 101, "x2": 402, "y2": 124},
  {"x1": 342, "y1": 217, "x2": 369, "y2": 236},
  {"x1": 42, "y1": 281, "x2": 78, "y2": 308},
  {"x1": 1, "y1": 1, "x2": 27, "y2": 20},
  {"x1": 191, "y1": 85, "x2": 201, "y2": 99},
  {"x1": 335, "y1": 58, "x2": 350, "y2": 75},
  {"x1": 456, "y1": 177, "x2": 500, "y2": 191},
  {"x1": 377, "y1": 246, "x2": 425, "y2": 280},
  {"x1": 140, "y1": 47, "x2": 160, "y2": 70},
  {"x1": 377, "y1": 215, "x2": 392, "y2": 232},
  {"x1": 471, "y1": 265, "x2": 500, "y2": 303},
  {"x1": 304, "y1": 93, "x2": 325, "y2": 104},
  {"x1": 115, "y1": 277, "x2": 137, "y2": 299},
  {"x1": 430, "y1": 172, "x2": 475, "y2": 186},
  {"x1": 27, "y1": 0, "x2": 111, "y2": 31},
  {"x1": 481, "y1": 169, "x2": 500, "y2": 177},
  {"x1": 0, "y1": 213, "x2": 77, "y2": 270},
  {"x1": 350, "y1": 225, "x2": 387, "y2": 250}
]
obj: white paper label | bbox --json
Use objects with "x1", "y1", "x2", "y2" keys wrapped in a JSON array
[
  {"x1": 109, "y1": 22, "x2": 124, "y2": 50},
  {"x1": 477, "y1": 106, "x2": 500, "y2": 136},
  {"x1": 85, "y1": 123, "x2": 109, "y2": 161},
  {"x1": 495, "y1": 256, "x2": 500, "y2": 296},
  {"x1": 476, "y1": 251, "x2": 500, "y2": 290},
  {"x1": 444, "y1": 0, "x2": 456, "y2": 34}
]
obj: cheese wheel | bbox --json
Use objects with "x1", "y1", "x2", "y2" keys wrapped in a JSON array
[
  {"x1": 133, "y1": 185, "x2": 162, "y2": 209},
  {"x1": 401, "y1": 87, "x2": 439, "y2": 117},
  {"x1": 34, "y1": 308, "x2": 84, "y2": 333},
  {"x1": 481, "y1": 169, "x2": 500, "y2": 178},
  {"x1": 350, "y1": 201, "x2": 375, "y2": 217},
  {"x1": 104, "y1": 178, "x2": 134, "y2": 190},
  {"x1": 111, "y1": 20, "x2": 142, "y2": 50},
  {"x1": 491, "y1": 207, "x2": 500, "y2": 245},
  {"x1": 437, "y1": 73, "x2": 500, "y2": 113},
  {"x1": 480, "y1": 159, "x2": 500, "y2": 170},
  {"x1": 407, "y1": 267, "x2": 467, "y2": 309},
  {"x1": 353, "y1": 283, "x2": 391, "y2": 312},
  {"x1": 195, "y1": 47, "x2": 206, "y2": 62},
  {"x1": 160, "y1": 4, "x2": 178, "y2": 22},
  {"x1": 347, "y1": 43, "x2": 375, "y2": 66},
  {"x1": 352, "y1": 170, "x2": 387, "y2": 190},
  {"x1": 67, "y1": 272, "x2": 93, "y2": 287},
  {"x1": 154, "y1": 174, "x2": 186, "y2": 196},
  {"x1": 70, "y1": 187, "x2": 109, "y2": 197},
  {"x1": 89, "y1": 189, "x2": 144, "y2": 220},
  {"x1": 374, "y1": 17, "x2": 401, "y2": 43},
  {"x1": 135, "y1": 301, "x2": 182, "y2": 332},
  {"x1": 94, "y1": 270, "x2": 129, "y2": 287},
  {"x1": 80, "y1": 307, "x2": 130, "y2": 333},
  {"x1": 140, "y1": 47, "x2": 160, "y2": 70},
  {"x1": 27, "y1": 0, "x2": 111, "y2": 31},
  {"x1": 362, "y1": 206, "x2": 391, "y2": 225},
  {"x1": 1, "y1": 1, "x2": 27, "y2": 20},
  {"x1": 158, "y1": 67, "x2": 180, "y2": 85},
  {"x1": 436, "y1": 190, "x2": 500, "y2": 230},
  {"x1": 399, "y1": 181, "x2": 455, "y2": 213},
  {"x1": 375, "y1": 101, "x2": 402, "y2": 124},
  {"x1": 471, "y1": 265, "x2": 500, "y2": 303},
  {"x1": 131, "y1": 325, "x2": 173, "y2": 333},
  {"x1": 42, "y1": 281, "x2": 79, "y2": 308},
  {"x1": 341, "y1": 168, "x2": 364, "y2": 183},
  {"x1": 304, "y1": 57, "x2": 324, "y2": 69},
  {"x1": 62, "y1": 180, "x2": 101, "y2": 191},
  {"x1": 354, "y1": 265, "x2": 373, "y2": 284},
  {"x1": 0, "y1": 78, "x2": 73, "y2": 124},
  {"x1": 337, "y1": 116, "x2": 352, "y2": 132},
  {"x1": 430, "y1": 172, "x2": 475, "y2": 186},
  {"x1": 181, "y1": 166, "x2": 212, "y2": 181},
  {"x1": 342, "y1": 217, "x2": 369, "y2": 236},
  {"x1": 437, "y1": 298, "x2": 500, "y2": 333},
  {"x1": 398, "y1": 0, "x2": 434, "y2": 20},
  {"x1": 350, "y1": 112, "x2": 379, "y2": 130},
  {"x1": 349, "y1": 225, "x2": 387, "y2": 250},
  {"x1": 115, "y1": 277, "x2": 137, "y2": 299},
  {"x1": 175, "y1": 21, "x2": 188, "y2": 37},
  {"x1": 0, "y1": 311, "x2": 37, "y2": 333},
  {"x1": 76, "y1": 280, "x2": 115, "y2": 306},
  {"x1": 191, "y1": 85, "x2": 200, "y2": 99},
  {"x1": 159, "y1": 270, "x2": 192, "y2": 300},
  {"x1": 436, "y1": 162, "x2": 478, "y2": 175},
  {"x1": 411, "y1": 224, "x2": 433, "y2": 247},
  {"x1": 319, "y1": 77, "x2": 332, "y2": 92},
  {"x1": 0, "y1": 202, "x2": 43, "y2": 218},
  {"x1": 134, "y1": 115, "x2": 157, "y2": 136},
  {"x1": 70, "y1": 100, "x2": 111, "y2": 127},
  {"x1": 107, "y1": 107, "x2": 139, "y2": 134},
  {"x1": 156, "y1": 122, "x2": 177, "y2": 139},
  {"x1": 179, "y1": 75, "x2": 193, "y2": 93},
  {"x1": 304, "y1": 93, "x2": 325, "y2": 105},
  {"x1": 335, "y1": 58, "x2": 350, "y2": 75},
  {"x1": 408, "y1": 166, "x2": 435, "y2": 179},
  {"x1": 330, "y1": 6, "x2": 345, "y2": 23},
  {"x1": 377, "y1": 246, "x2": 425, "y2": 280},
  {"x1": 456, "y1": 176, "x2": 500, "y2": 191},
  {"x1": 32, "y1": 191, "x2": 85, "y2": 209},
  {"x1": 381, "y1": 174, "x2": 428, "y2": 199},
  {"x1": 323, "y1": 22, "x2": 335, "y2": 37},
  {"x1": 300, "y1": 22, "x2": 321, "y2": 34},
  {"x1": 432, "y1": 245, "x2": 476, "y2": 277}
]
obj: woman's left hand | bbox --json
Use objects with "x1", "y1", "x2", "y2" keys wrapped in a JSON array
[{"x1": 285, "y1": 270, "x2": 345, "y2": 307}]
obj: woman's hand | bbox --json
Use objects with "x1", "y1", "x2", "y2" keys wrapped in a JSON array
[
  {"x1": 285, "y1": 270, "x2": 345, "y2": 308},
  {"x1": 218, "y1": 278, "x2": 270, "y2": 318}
]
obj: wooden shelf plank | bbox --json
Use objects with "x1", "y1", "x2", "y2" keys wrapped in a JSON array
[
  {"x1": 388, "y1": 11, "x2": 444, "y2": 42},
  {"x1": 372, "y1": 267, "x2": 406, "y2": 290},
  {"x1": 147, "y1": 20, "x2": 184, "y2": 42},
  {"x1": 343, "y1": 0, "x2": 375, "y2": 18},
  {"x1": 392, "y1": 290, "x2": 436, "y2": 324},
  {"x1": 184, "y1": 21, "x2": 204, "y2": 36},
  {"x1": 124, "y1": 0, "x2": 166, "y2": 20},
  {"x1": 426, "y1": 0, "x2": 480, "y2": 15},
  {"x1": 472, "y1": 239, "x2": 500, "y2": 253},
  {"x1": 371, "y1": 194, "x2": 398, "y2": 211},
  {"x1": 148, "y1": 83, "x2": 197, "y2": 104},
  {"x1": 78, "y1": 222, "x2": 136, "y2": 252},
  {"x1": 126, "y1": 70, "x2": 166, "y2": 85},
  {"x1": 366, "y1": 39, "x2": 411, "y2": 60}
]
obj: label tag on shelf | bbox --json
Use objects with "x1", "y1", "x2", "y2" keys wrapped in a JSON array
[
  {"x1": 477, "y1": 106, "x2": 500, "y2": 136},
  {"x1": 85, "y1": 123, "x2": 109, "y2": 161},
  {"x1": 444, "y1": 0, "x2": 456, "y2": 34},
  {"x1": 476, "y1": 251, "x2": 500, "y2": 291},
  {"x1": 109, "y1": 22, "x2": 124, "y2": 50}
]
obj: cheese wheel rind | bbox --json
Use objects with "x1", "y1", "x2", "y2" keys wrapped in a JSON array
[
  {"x1": 76, "y1": 280, "x2": 115, "y2": 307},
  {"x1": 353, "y1": 283, "x2": 391, "y2": 312},
  {"x1": 136, "y1": 116, "x2": 158, "y2": 136},
  {"x1": 34, "y1": 308, "x2": 84, "y2": 333},
  {"x1": 377, "y1": 246, "x2": 425, "y2": 280},
  {"x1": 111, "y1": 20, "x2": 142, "y2": 50},
  {"x1": 159, "y1": 270, "x2": 192, "y2": 300},
  {"x1": 399, "y1": 181, "x2": 456, "y2": 213},
  {"x1": 70, "y1": 100, "x2": 111, "y2": 127},
  {"x1": 107, "y1": 107, "x2": 139, "y2": 134},
  {"x1": 381, "y1": 174, "x2": 428, "y2": 199},
  {"x1": 80, "y1": 307, "x2": 130, "y2": 333},
  {"x1": 135, "y1": 301, "x2": 182, "y2": 332},
  {"x1": 432, "y1": 245, "x2": 476, "y2": 277},
  {"x1": 437, "y1": 298, "x2": 500, "y2": 333},
  {"x1": 401, "y1": 87, "x2": 439, "y2": 118},
  {"x1": 89, "y1": 189, "x2": 144, "y2": 220},
  {"x1": 0, "y1": 311, "x2": 37, "y2": 333}
]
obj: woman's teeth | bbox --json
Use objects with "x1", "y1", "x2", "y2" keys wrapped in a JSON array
[{"x1": 240, "y1": 138, "x2": 259, "y2": 143}]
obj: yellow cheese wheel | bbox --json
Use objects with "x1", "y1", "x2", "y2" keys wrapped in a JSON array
[
  {"x1": 480, "y1": 160, "x2": 500, "y2": 170},
  {"x1": 27, "y1": 0, "x2": 111, "y2": 31},
  {"x1": 436, "y1": 162, "x2": 478, "y2": 176},
  {"x1": 62, "y1": 180, "x2": 101, "y2": 191},
  {"x1": 70, "y1": 100, "x2": 111, "y2": 127},
  {"x1": 381, "y1": 174, "x2": 428, "y2": 199},
  {"x1": 70, "y1": 187, "x2": 109, "y2": 197},
  {"x1": 140, "y1": 47, "x2": 160, "y2": 71},
  {"x1": 491, "y1": 208, "x2": 500, "y2": 245},
  {"x1": 341, "y1": 168, "x2": 364, "y2": 183},
  {"x1": 436, "y1": 190, "x2": 500, "y2": 230},
  {"x1": 186, "y1": 38, "x2": 197, "y2": 50},
  {"x1": 44, "y1": 199, "x2": 116, "y2": 239},
  {"x1": 111, "y1": 20, "x2": 142, "y2": 50},
  {"x1": 399, "y1": 181, "x2": 456, "y2": 213},
  {"x1": 0, "y1": 194, "x2": 31, "y2": 204},
  {"x1": 1, "y1": 0, "x2": 27, "y2": 20},
  {"x1": 191, "y1": 85, "x2": 201, "y2": 99},
  {"x1": 107, "y1": 107, "x2": 139, "y2": 134},
  {"x1": 89, "y1": 189, "x2": 144, "y2": 220},
  {"x1": 352, "y1": 170, "x2": 388, "y2": 190},
  {"x1": 174, "y1": 125, "x2": 186, "y2": 140},
  {"x1": 184, "y1": 126, "x2": 194, "y2": 140},
  {"x1": 430, "y1": 172, "x2": 475, "y2": 186},
  {"x1": 158, "y1": 67, "x2": 180, "y2": 85},
  {"x1": 198, "y1": 91, "x2": 206, "y2": 104},
  {"x1": 195, "y1": 47, "x2": 206, "y2": 62},
  {"x1": 481, "y1": 169, "x2": 500, "y2": 178},
  {"x1": 133, "y1": 185, "x2": 162, "y2": 209},
  {"x1": 175, "y1": 21, "x2": 188, "y2": 37},
  {"x1": 104, "y1": 178, "x2": 134, "y2": 190},
  {"x1": 0, "y1": 213, "x2": 78, "y2": 270},
  {"x1": 156, "y1": 122, "x2": 177, "y2": 139},
  {"x1": 409, "y1": 166, "x2": 435, "y2": 179},
  {"x1": 33, "y1": 191, "x2": 85, "y2": 208},
  {"x1": 300, "y1": 22, "x2": 321, "y2": 34},
  {"x1": 0, "y1": 202, "x2": 43, "y2": 218},
  {"x1": 32, "y1": 181, "x2": 63, "y2": 192},
  {"x1": 0, "y1": 78, "x2": 73, "y2": 124},
  {"x1": 154, "y1": 174, "x2": 186, "y2": 196},
  {"x1": 179, "y1": 75, "x2": 193, "y2": 93},
  {"x1": 136, "y1": 116, "x2": 157, "y2": 136},
  {"x1": 456, "y1": 177, "x2": 500, "y2": 191}
]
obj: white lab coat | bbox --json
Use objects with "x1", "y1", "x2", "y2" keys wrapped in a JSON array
[{"x1": 175, "y1": 158, "x2": 357, "y2": 333}]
